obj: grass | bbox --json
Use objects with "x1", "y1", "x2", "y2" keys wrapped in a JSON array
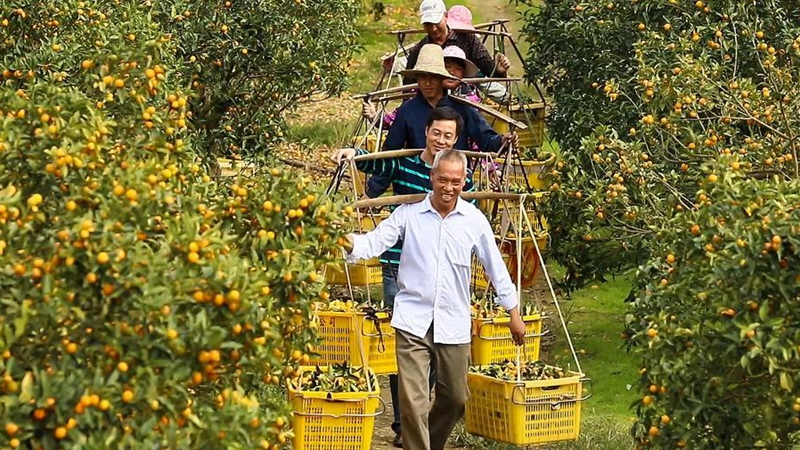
[
  {"x1": 288, "y1": 119, "x2": 354, "y2": 149},
  {"x1": 550, "y1": 274, "x2": 638, "y2": 420},
  {"x1": 349, "y1": 0, "x2": 420, "y2": 93},
  {"x1": 450, "y1": 272, "x2": 638, "y2": 450}
]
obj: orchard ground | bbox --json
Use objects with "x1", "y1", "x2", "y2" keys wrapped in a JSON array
[{"x1": 280, "y1": 0, "x2": 637, "y2": 448}]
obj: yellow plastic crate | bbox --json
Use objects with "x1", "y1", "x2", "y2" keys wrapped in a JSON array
[
  {"x1": 357, "y1": 211, "x2": 389, "y2": 232},
  {"x1": 473, "y1": 155, "x2": 555, "y2": 193},
  {"x1": 351, "y1": 133, "x2": 385, "y2": 153},
  {"x1": 288, "y1": 367, "x2": 383, "y2": 450},
  {"x1": 470, "y1": 314, "x2": 544, "y2": 365},
  {"x1": 481, "y1": 102, "x2": 545, "y2": 149},
  {"x1": 324, "y1": 258, "x2": 382, "y2": 286},
  {"x1": 471, "y1": 233, "x2": 548, "y2": 290},
  {"x1": 307, "y1": 311, "x2": 397, "y2": 375},
  {"x1": 465, "y1": 370, "x2": 585, "y2": 445},
  {"x1": 214, "y1": 157, "x2": 255, "y2": 178}
]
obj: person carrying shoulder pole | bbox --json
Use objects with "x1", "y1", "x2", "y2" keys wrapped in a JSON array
[
  {"x1": 332, "y1": 106, "x2": 475, "y2": 448},
  {"x1": 342, "y1": 149, "x2": 526, "y2": 450}
]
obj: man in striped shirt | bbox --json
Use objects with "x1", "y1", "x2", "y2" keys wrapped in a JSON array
[{"x1": 332, "y1": 106, "x2": 473, "y2": 448}]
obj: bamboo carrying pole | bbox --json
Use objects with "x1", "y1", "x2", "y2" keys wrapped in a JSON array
[
  {"x1": 353, "y1": 84, "x2": 418, "y2": 100},
  {"x1": 449, "y1": 96, "x2": 527, "y2": 130},
  {"x1": 350, "y1": 148, "x2": 497, "y2": 162},
  {"x1": 389, "y1": 28, "x2": 513, "y2": 38},
  {"x1": 353, "y1": 191, "x2": 539, "y2": 209}
]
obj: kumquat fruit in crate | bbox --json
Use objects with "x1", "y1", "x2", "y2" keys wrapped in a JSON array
[
  {"x1": 470, "y1": 295, "x2": 539, "y2": 319},
  {"x1": 307, "y1": 301, "x2": 397, "y2": 375},
  {"x1": 465, "y1": 361, "x2": 587, "y2": 446},
  {"x1": 287, "y1": 363, "x2": 383, "y2": 450},
  {"x1": 470, "y1": 296, "x2": 544, "y2": 364}
]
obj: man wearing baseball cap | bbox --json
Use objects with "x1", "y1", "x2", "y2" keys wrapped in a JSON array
[{"x1": 404, "y1": 0, "x2": 512, "y2": 85}]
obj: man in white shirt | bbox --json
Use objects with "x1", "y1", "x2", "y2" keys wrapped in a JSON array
[{"x1": 344, "y1": 149, "x2": 526, "y2": 450}]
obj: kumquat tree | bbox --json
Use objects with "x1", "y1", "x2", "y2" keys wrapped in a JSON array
[
  {"x1": 152, "y1": 0, "x2": 359, "y2": 159},
  {"x1": 0, "y1": 1, "x2": 352, "y2": 449},
  {"x1": 524, "y1": 0, "x2": 800, "y2": 447}
]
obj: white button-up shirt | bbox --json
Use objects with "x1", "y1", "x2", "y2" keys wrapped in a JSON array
[{"x1": 348, "y1": 194, "x2": 518, "y2": 344}]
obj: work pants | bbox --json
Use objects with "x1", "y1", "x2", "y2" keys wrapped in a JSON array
[{"x1": 396, "y1": 326, "x2": 470, "y2": 450}]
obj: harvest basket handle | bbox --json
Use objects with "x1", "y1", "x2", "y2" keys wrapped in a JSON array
[
  {"x1": 360, "y1": 313, "x2": 394, "y2": 338},
  {"x1": 360, "y1": 310, "x2": 393, "y2": 353},
  {"x1": 476, "y1": 328, "x2": 549, "y2": 341},
  {"x1": 292, "y1": 396, "x2": 387, "y2": 419},
  {"x1": 510, "y1": 378, "x2": 593, "y2": 409}
]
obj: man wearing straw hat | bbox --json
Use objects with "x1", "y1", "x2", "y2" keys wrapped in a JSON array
[
  {"x1": 373, "y1": 43, "x2": 516, "y2": 182},
  {"x1": 363, "y1": 45, "x2": 483, "y2": 126},
  {"x1": 342, "y1": 149, "x2": 526, "y2": 450},
  {"x1": 385, "y1": 43, "x2": 514, "y2": 153},
  {"x1": 402, "y1": 0, "x2": 512, "y2": 85}
]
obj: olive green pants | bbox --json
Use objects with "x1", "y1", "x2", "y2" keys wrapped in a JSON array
[{"x1": 396, "y1": 326, "x2": 471, "y2": 450}]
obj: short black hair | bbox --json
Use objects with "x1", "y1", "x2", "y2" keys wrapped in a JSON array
[{"x1": 426, "y1": 107, "x2": 463, "y2": 136}]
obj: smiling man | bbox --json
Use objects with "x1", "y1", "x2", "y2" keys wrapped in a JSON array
[
  {"x1": 333, "y1": 107, "x2": 474, "y2": 447},
  {"x1": 342, "y1": 149, "x2": 526, "y2": 450}
]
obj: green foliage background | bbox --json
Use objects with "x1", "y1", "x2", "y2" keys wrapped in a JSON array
[{"x1": 522, "y1": 0, "x2": 800, "y2": 447}]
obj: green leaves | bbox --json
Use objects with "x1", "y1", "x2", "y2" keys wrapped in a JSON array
[{"x1": 627, "y1": 174, "x2": 800, "y2": 447}]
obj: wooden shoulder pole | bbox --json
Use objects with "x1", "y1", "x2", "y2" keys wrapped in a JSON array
[
  {"x1": 350, "y1": 149, "x2": 497, "y2": 161},
  {"x1": 353, "y1": 191, "x2": 545, "y2": 209},
  {"x1": 450, "y1": 96, "x2": 528, "y2": 129}
]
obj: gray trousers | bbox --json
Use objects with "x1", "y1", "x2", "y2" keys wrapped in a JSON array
[{"x1": 396, "y1": 326, "x2": 471, "y2": 450}]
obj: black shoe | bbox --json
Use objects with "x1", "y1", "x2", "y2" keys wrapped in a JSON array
[{"x1": 392, "y1": 433, "x2": 403, "y2": 448}]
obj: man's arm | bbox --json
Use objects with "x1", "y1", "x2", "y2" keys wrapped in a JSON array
[
  {"x1": 463, "y1": 106, "x2": 504, "y2": 152},
  {"x1": 353, "y1": 148, "x2": 400, "y2": 179},
  {"x1": 472, "y1": 216, "x2": 525, "y2": 344},
  {"x1": 473, "y1": 218, "x2": 517, "y2": 311},
  {"x1": 346, "y1": 203, "x2": 408, "y2": 262}
]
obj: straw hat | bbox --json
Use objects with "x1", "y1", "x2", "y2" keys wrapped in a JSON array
[
  {"x1": 400, "y1": 44, "x2": 460, "y2": 80},
  {"x1": 447, "y1": 5, "x2": 476, "y2": 31},
  {"x1": 443, "y1": 45, "x2": 478, "y2": 78}
]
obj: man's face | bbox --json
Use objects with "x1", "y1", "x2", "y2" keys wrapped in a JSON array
[
  {"x1": 425, "y1": 119, "x2": 458, "y2": 157},
  {"x1": 443, "y1": 59, "x2": 464, "y2": 89},
  {"x1": 431, "y1": 158, "x2": 466, "y2": 209},
  {"x1": 423, "y1": 15, "x2": 448, "y2": 42},
  {"x1": 417, "y1": 74, "x2": 444, "y2": 101}
]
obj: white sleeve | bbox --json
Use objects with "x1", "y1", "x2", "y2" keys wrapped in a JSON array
[
  {"x1": 473, "y1": 215, "x2": 518, "y2": 312},
  {"x1": 347, "y1": 205, "x2": 408, "y2": 263}
]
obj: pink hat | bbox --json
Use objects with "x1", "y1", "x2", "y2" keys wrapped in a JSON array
[
  {"x1": 447, "y1": 5, "x2": 475, "y2": 31},
  {"x1": 443, "y1": 46, "x2": 478, "y2": 78}
]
